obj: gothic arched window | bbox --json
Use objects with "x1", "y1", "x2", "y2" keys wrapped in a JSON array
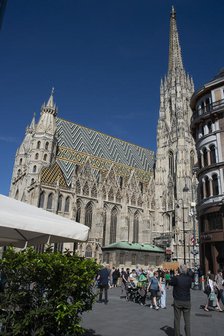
[
  {"x1": 64, "y1": 196, "x2": 70, "y2": 213},
  {"x1": 35, "y1": 153, "x2": 39, "y2": 160},
  {"x1": 102, "y1": 186, "x2": 107, "y2": 200},
  {"x1": 133, "y1": 212, "x2": 139, "y2": 243},
  {"x1": 210, "y1": 145, "x2": 216, "y2": 165},
  {"x1": 17, "y1": 169, "x2": 21, "y2": 176},
  {"x1": 85, "y1": 245, "x2": 92, "y2": 258},
  {"x1": 116, "y1": 190, "x2": 122, "y2": 203},
  {"x1": 168, "y1": 150, "x2": 174, "y2": 177},
  {"x1": 76, "y1": 199, "x2": 81, "y2": 222},
  {"x1": 38, "y1": 191, "x2": 45, "y2": 208},
  {"x1": 131, "y1": 194, "x2": 136, "y2": 206},
  {"x1": 33, "y1": 165, "x2": 37, "y2": 173},
  {"x1": 45, "y1": 142, "x2": 49, "y2": 150},
  {"x1": 57, "y1": 194, "x2": 63, "y2": 212},
  {"x1": 119, "y1": 176, "x2": 123, "y2": 189},
  {"x1": 203, "y1": 148, "x2": 208, "y2": 167},
  {"x1": 83, "y1": 182, "x2": 89, "y2": 196},
  {"x1": 91, "y1": 184, "x2": 97, "y2": 198},
  {"x1": 205, "y1": 176, "x2": 210, "y2": 198},
  {"x1": 37, "y1": 141, "x2": 41, "y2": 149},
  {"x1": 137, "y1": 196, "x2": 143, "y2": 207},
  {"x1": 76, "y1": 180, "x2": 81, "y2": 194},
  {"x1": 108, "y1": 188, "x2": 114, "y2": 201},
  {"x1": 47, "y1": 193, "x2": 53, "y2": 210},
  {"x1": 43, "y1": 154, "x2": 47, "y2": 161},
  {"x1": 19, "y1": 158, "x2": 22, "y2": 165},
  {"x1": 212, "y1": 174, "x2": 219, "y2": 196},
  {"x1": 85, "y1": 202, "x2": 93, "y2": 228},
  {"x1": 139, "y1": 182, "x2": 143, "y2": 194},
  {"x1": 110, "y1": 207, "x2": 117, "y2": 244},
  {"x1": 102, "y1": 206, "x2": 107, "y2": 247}
]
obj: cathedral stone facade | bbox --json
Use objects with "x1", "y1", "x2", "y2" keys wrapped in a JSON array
[{"x1": 9, "y1": 8, "x2": 198, "y2": 267}]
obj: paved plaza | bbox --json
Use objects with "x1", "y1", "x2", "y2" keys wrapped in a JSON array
[{"x1": 82, "y1": 287, "x2": 224, "y2": 336}]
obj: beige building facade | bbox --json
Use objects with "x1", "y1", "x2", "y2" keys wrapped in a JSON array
[{"x1": 190, "y1": 70, "x2": 224, "y2": 274}]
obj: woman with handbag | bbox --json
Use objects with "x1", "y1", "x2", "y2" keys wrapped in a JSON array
[{"x1": 204, "y1": 273, "x2": 223, "y2": 312}]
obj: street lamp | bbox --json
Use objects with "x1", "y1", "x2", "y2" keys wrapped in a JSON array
[
  {"x1": 190, "y1": 202, "x2": 199, "y2": 289},
  {"x1": 182, "y1": 184, "x2": 189, "y2": 264}
]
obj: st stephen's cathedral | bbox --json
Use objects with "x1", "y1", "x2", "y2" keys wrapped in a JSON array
[{"x1": 9, "y1": 8, "x2": 198, "y2": 267}]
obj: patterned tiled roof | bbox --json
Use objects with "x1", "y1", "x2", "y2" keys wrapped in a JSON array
[{"x1": 55, "y1": 118, "x2": 155, "y2": 185}]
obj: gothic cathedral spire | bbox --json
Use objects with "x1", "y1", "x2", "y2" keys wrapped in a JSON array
[
  {"x1": 168, "y1": 6, "x2": 184, "y2": 74},
  {"x1": 154, "y1": 8, "x2": 196, "y2": 264}
]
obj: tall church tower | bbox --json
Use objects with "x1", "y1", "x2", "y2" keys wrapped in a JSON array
[
  {"x1": 154, "y1": 7, "x2": 197, "y2": 264},
  {"x1": 10, "y1": 90, "x2": 58, "y2": 204}
]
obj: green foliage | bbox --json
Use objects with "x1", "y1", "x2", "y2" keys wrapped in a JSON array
[{"x1": 0, "y1": 247, "x2": 99, "y2": 335}]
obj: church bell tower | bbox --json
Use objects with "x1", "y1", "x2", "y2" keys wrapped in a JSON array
[{"x1": 154, "y1": 7, "x2": 197, "y2": 264}]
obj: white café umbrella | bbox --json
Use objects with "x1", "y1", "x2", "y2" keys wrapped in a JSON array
[{"x1": 0, "y1": 194, "x2": 89, "y2": 248}]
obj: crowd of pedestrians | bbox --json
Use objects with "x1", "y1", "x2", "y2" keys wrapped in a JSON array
[{"x1": 96, "y1": 264, "x2": 224, "y2": 336}]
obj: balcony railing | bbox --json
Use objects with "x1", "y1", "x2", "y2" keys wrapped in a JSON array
[{"x1": 192, "y1": 98, "x2": 224, "y2": 123}]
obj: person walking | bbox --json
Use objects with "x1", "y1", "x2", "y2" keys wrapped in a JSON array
[
  {"x1": 170, "y1": 264, "x2": 192, "y2": 336},
  {"x1": 97, "y1": 264, "x2": 110, "y2": 304},
  {"x1": 215, "y1": 269, "x2": 224, "y2": 307},
  {"x1": 204, "y1": 273, "x2": 223, "y2": 312},
  {"x1": 147, "y1": 271, "x2": 160, "y2": 310},
  {"x1": 160, "y1": 274, "x2": 167, "y2": 309}
]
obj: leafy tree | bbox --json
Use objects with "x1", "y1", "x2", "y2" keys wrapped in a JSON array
[{"x1": 0, "y1": 247, "x2": 99, "y2": 335}]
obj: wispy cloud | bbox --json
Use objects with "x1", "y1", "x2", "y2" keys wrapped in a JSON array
[{"x1": 0, "y1": 136, "x2": 18, "y2": 143}]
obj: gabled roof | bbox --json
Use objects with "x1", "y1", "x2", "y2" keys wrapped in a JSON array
[
  {"x1": 55, "y1": 118, "x2": 154, "y2": 185},
  {"x1": 102, "y1": 241, "x2": 164, "y2": 253}
]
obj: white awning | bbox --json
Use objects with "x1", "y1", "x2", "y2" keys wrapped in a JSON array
[{"x1": 0, "y1": 194, "x2": 89, "y2": 248}]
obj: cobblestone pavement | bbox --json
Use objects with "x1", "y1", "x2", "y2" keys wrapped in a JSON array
[{"x1": 82, "y1": 286, "x2": 224, "y2": 336}]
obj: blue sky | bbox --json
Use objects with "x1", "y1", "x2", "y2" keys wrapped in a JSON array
[{"x1": 1, "y1": 0, "x2": 224, "y2": 195}]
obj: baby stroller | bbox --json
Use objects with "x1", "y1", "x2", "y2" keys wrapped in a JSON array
[{"x1": 126, "y1": 281, "x2": 139, "y2": 302}]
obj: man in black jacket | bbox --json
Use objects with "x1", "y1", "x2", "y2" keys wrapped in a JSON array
[
  {"x1": 170, "y1": 264, "x2": 192, "y2": 336},
  {"x1": 97, "y1": 264, "x2": 111, "y2": 304}
]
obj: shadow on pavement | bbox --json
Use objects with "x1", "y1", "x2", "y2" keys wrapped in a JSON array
[
  {"x1": 83, "y1": 328, "x2": 102, "y2": 336},
  {"x1": 160, "y1": 325, "x2": 177, "y2": 336}
]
